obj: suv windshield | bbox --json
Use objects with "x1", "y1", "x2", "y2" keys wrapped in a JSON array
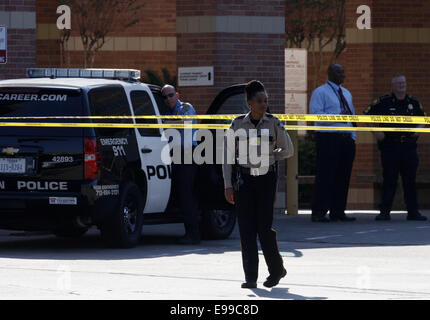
[{"x1": 0, "y1": 87, "x2": 85, "y2": 137}]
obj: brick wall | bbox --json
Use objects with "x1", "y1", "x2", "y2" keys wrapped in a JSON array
[
  {"x1": 35, "y1": 0, "x2": 177, "y2": 80},
  {"x1": 302, "y1": 0, "x2": 430, "y2": 209},
  {"x1": 0, "y1": 0, "x2": 36, "y2": 80}
]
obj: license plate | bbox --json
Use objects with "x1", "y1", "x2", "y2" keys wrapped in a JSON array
[{"x1": 0, "y1": 158, "x2": 26, "y2": 174}]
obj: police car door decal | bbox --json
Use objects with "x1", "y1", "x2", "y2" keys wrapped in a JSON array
[{"x1": 127, "y1": 88, "x2": 171, "y2": 214}]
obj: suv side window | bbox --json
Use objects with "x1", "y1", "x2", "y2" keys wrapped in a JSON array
[
  {"x1": 88, "y1": 85, "x2": 133, "y2": 137},
  {"x1": 130, "y1": 90, "x2": 160, "y2": 137},
  {"x1": 152, "y1": 90, "x2": 171, "y2": 115}
]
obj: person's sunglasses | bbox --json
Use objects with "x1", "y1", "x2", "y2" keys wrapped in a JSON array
[{"x1": 162, "y1": 93, "x2": 175, "y2": 99}]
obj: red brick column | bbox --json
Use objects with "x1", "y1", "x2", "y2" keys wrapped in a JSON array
[
  {"x1": 340, "y1": 0, "x2": 377, "y2": 209},
  {"x1": 0, "y1": 0, "x2": 36, "y2": 80},
  {"x1": 340, "y1": 0, "x2": 430, "y2": 209},
  {"x1": 176, "y1": 1, "x2": 286, "y2": 114},
  {"x1": 176, "y1": 1, "x2": 287, "y2": 210}
]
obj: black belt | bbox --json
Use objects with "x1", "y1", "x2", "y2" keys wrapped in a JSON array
[
  {"x1": 318, "y1": 132, "x2": 352, "y2": 138},
  {"x1": 237, "y1": 165, "x2": 276, "y2": 176},
  {"x1": 384, "y1": 135, "x2": 418, "y2": 143}
]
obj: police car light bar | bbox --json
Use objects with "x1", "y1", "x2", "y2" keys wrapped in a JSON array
[{"x1": 27, "y1": 68, "x2": 141, "y2": 81}]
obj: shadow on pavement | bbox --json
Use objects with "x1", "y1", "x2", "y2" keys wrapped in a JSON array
[
  {"x1": 0, "y1": 211, "x2": 428, "y2": 261},
  {"x1": 248, "y1": 287, "x2": 327, "y2": 300}
]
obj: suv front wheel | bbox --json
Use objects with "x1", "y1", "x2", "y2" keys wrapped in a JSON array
[{"x1": 100, "y1": 181, "x2": 144, "y2": 248}]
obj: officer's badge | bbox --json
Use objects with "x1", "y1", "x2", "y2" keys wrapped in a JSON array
[
  {"x1": 249, "y1": 137, "x2": 261, "y2": 146},
  {"x1": 408, "y1": 104, "x2": 413, "y2": 110}
]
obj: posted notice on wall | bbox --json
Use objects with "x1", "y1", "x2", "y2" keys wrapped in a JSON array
[
  {"x1": 285, "y1": 49, "x2": 307, "y2": 92},
  {"x1": 285, "y1": 92, "x2": 307, "y2": 115},
  {"x1": 285, "y1": 92, "x2": 307, "y2": 136},
  {"x1": 0, "y1": 26, "x2": 6, "y2": 64},
  {"x1": 178, "y1": 66, "x2": 214, "y2": 87}
]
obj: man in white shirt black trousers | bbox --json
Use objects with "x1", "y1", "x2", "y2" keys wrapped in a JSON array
[{"x1": 309, "y1": 64, "x2": 357, "y2": 223}]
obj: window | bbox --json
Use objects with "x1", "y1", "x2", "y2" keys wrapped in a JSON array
[
  {"x1": 88, "y1": 86, "x2": 133, "y2": 137},
  {"x1": 151, "y1": 91, "x2": 171, "y2": 115},
  {"x1": 130, "y1": 90, "x2": 160, "y2": 137},
  {"x1": 0, "y1": 87, "x2": 84, "y2": 137},
  {"x1": 215, "y1": 92, "x2": 249, "y2": 124}
]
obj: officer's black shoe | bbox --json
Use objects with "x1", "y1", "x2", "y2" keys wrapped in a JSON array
[
  {"x1": 407, "y1": 213, "x2": 428, "y2": 221},
  {"x1": 263, "y1": 268, "x2": 287, "y2": 288},
  {"x1": 375, "y1": 213, "x2": 391, "y2": 221},
  {"x1": 241, "y1": 282, "x2": 257, "y2": 289},
  {"x1": 311, "y1": 215, "x2": 330, "y2": 223},
  {"x1": 330, "y1": 215, "x2": 356, "y2": 222},
  {"x1": 177, "y1": 235, "x2": 201, "y2": 245}
]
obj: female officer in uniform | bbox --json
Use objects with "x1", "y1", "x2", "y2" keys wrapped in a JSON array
[{"x1": 222, "y1": 80, "x2": 294, "y2": 289}]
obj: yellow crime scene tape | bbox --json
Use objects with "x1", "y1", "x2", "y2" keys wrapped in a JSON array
[
  {"x1": 1, "y1": 114, "x2": 430, "y2": 124},
  {"x1": 0, "y1": 114, "x2": 429, "y2": 132}
]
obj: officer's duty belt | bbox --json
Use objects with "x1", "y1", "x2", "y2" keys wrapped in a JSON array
[
  {"x1": 237, "y1": 165, "x2": 276, "y2": 176},
  {"x1": 384, "y1": 135, "x2": 418, "y2": 143},
  {"x1": 317, "y1": 132, "x2": 352, "y2": 138}
]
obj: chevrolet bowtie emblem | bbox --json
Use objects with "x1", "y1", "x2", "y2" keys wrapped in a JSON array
[{"x1": 2, "y1": 147, "x2": 20, "y2": 155}]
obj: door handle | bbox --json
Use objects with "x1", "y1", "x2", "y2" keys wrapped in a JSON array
[{"x1": 141, "y1": 148, "x2": 153, "y2": 154}]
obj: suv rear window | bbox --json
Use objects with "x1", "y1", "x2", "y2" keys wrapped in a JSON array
[
  {"x1": 0, "y1": 87, "x2": 84, "y2": 137},
  {"x1": 88, "y1": 85, "x2": 133, "y2": 137}
]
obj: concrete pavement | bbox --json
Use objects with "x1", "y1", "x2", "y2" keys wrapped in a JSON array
[{"x1": 0, "y1": 210, "x2": 429, "y2": 300}]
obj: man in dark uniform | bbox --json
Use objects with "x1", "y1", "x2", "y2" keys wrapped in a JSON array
[{"x1": 364, "y1": 74, "x2": 427, "y2": 221}]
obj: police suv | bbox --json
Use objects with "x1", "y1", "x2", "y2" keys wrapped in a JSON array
[{"x1": 0, "y1": 68, "x2": 240, "y2": 248}]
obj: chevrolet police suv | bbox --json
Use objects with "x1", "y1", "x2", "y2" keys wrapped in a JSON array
[{"x1": 0, "y1": 68, "x2": 243, "y2": 248}]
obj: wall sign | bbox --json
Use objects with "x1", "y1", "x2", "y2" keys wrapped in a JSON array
[
  {"x1": 0, "y1": 26, "x2": 7, "y2": 64},
  {"x1": 285, "y1": 49, "x2": 307, "y2": 92},
  {"x1": 178, "y1": 66, "x2": 214, "y2": 87}
]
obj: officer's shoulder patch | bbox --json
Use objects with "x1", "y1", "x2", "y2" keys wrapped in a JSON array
[
  {"x1": 408, "y1": 96, "x2": 420, "y2": 105},
  {"x1": 363, "y1": 105, "x2": 372, "y2": 115}
]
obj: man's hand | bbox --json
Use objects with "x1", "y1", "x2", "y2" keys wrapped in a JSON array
[{"x1": 224, "y1": 188, "x2": 235, "y2": 205}]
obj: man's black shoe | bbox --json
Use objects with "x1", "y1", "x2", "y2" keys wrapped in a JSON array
[
  {"x1": 407, "y1": 214, "x2": 428, "y2": 221},
  {"x1": 263, "y1": 268, "x2": 287, "y2": 288},
  {"x1": 330, "y1": 215, "x2": 356, "y2": 222},
  {"x1": 311, "y1": 216, "x2": 330, "y2": 222},
  {"x1": 375, "y1": 213, "x2": 391, "y2": 221},
  {"x1": 177, "y1": 235, "x2": 201, "y2": 245},
  {"x1": 241, "y1": 282, "x2": 257, "y2": 289}
]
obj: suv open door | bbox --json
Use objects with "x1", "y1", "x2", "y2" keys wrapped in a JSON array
[{"x1": 196, "y1": 84, "x2": 249, "y2": 239}]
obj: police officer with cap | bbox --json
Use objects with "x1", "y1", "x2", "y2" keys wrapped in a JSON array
[
  {"x1": 364, "y1": 74, "x2": 427, "y2": 221},
  {"x1": 223, "y1": 80, "x2": 294, "y2": 289},
  {"x1": 162, "y1": 85, "x2": 201, "y2": 244}
]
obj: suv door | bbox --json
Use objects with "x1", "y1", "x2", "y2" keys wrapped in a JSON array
[
  {"x1": 198, "y1": 84, "x2": 249, "y2": 210},
  {"x1": 126, "y1": 88, "x2": 171, "y2": 214}
]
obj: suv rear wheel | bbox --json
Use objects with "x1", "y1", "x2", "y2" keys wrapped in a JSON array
[
  {"x1": 200, "y1": 209, "x2": 236, "y2": 240},
  {"x1": 100, "y1": 181, "x2": 144, "y2": 248}
]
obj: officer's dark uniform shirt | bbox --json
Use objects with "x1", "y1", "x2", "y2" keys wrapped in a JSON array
[{"x1": 364, "y1": 93, "x2": 426, "y2": 138}]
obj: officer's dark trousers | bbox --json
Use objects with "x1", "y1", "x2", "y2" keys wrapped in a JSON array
[
  {"x1": 235, "y1": 171, "x2": 283, "y2": 282},
  {"x1": 379, "y1": 141, "x2": 419, "y2": 215},
  {"x1": 171, "y1": 163, "x2": 200, "y2": 240},
  {"x1": 312, "y1": 132, "x2": 356, "y2": 218}
]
